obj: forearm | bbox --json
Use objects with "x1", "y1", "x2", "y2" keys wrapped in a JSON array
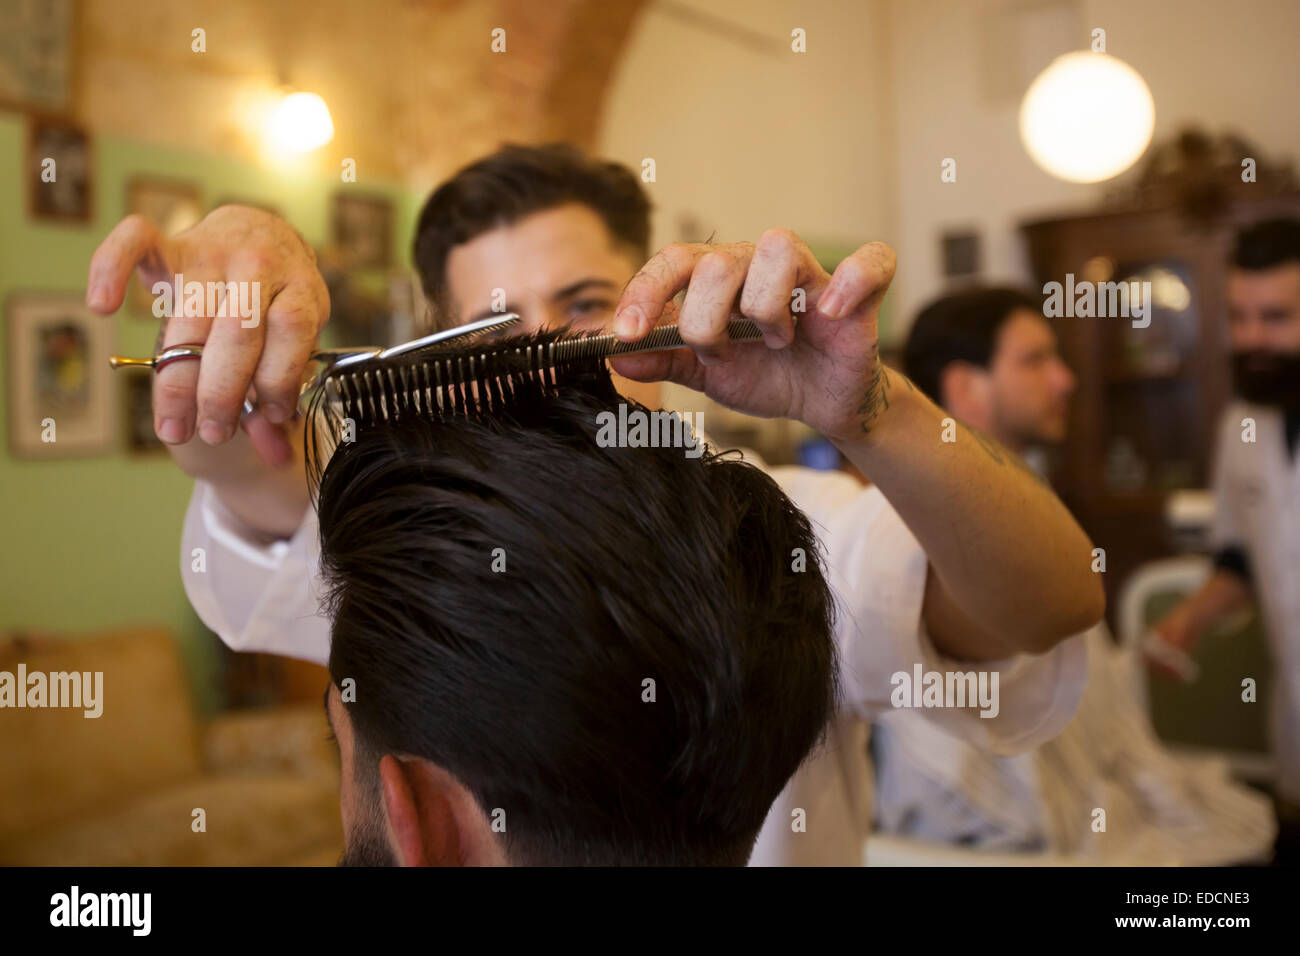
[
  {"x1": 1176, "y1": 570, "x2": 1254, "y2": 640},
  {"x1": 168, "y1": 424, "x2": 310, "y2": 540},
  {"x1": 829, "y1": 367, "x2": 1105, "y2": 655}
]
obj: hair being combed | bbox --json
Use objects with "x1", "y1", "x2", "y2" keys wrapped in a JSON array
[
  {"x1": 304, "y1": 328, "x2": 619, "y2": 499},
  {"x1": 310, "y1": 359, "x2": 839, "y2": 865}
]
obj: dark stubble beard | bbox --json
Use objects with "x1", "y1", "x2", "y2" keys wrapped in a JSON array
[{"x1": 1231, "y1": 349, "x2": 1300, "y2": 410}]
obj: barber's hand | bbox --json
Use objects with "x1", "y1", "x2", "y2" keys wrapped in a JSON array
[
  {"x1": 608, "y1": 230, "x2": 894, "y2": 441},
  {"x1": 86, "y1": 205, "x2": 329, "y2": 468},
  {"x1": 1146, "y1": 605, "x2": 1202, "y2": 680}
]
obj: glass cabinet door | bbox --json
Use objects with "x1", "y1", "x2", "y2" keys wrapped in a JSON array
[{"x1": 1092, "y1": 257, "x2": 1205, "y2": 494}]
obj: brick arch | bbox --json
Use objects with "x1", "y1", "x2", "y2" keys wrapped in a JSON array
[{"x1": 535, "y1": 0, "x2": 649, "y2": 150}]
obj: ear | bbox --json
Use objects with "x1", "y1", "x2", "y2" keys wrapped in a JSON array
[
  {"x1": 938, "y1": 361, "x2": 992, "y2": 430},
  {"x1": 379, "y1": 755, "x2": 505, "y2": 866},
  {"x1": 379, "y1": 754, "x2": 462, "y2": 867}
]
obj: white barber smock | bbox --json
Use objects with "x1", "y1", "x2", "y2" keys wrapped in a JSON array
[{"x1": 1210, "y1": 401, "x2": 1300, "y2": 804}]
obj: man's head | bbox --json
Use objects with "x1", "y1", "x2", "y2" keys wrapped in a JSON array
[
  {"x1": 1227, "y1": 218, "x2": 1300, "y2": 409},
  {"x1": 413, "y1": 143, "x2": 651, "y2": 334},
  {"x1": 902, "y1": 287, "x2": 1076, "y2": 450},
  {"x1": 314, "y1": 368, "x2": 837, "y2": 866}
]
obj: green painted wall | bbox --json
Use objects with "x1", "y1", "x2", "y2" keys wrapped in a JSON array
[{"x1": 0, "y1": 113, "x2": 421, "y2": 713}]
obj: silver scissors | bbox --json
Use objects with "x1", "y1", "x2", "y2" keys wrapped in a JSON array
[{"x1": 108, "y1": 313, "x2": 521, "y2": 415}]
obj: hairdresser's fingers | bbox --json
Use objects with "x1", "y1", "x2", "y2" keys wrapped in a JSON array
[
  {"x1": 614, "y1": 241, "x2": 751, "y2": 340},
  {"x1": 739, "y1": 228, "x2": 828, "y2": 348},
  {"x1": 816, "y1": 241, "x2": 897, "y2": 321},
  {"x1": 677, "y1": 248, "x2": 750, "y2": 366},
  {"x1": 152, "y1": 280, "x2": 223, "y2": 446},
  {"x1": 196, "y1": 317, "x2": 266, "y2": 445},
  {"x1": 614, "y1": 242, "x2": 698, "y2": 339},
  {"x1": 240, "y1": 407, "x2": 296, "y2": 469},
  {"x1": 252, "y1": 278, "x2": 327, "y2": 424},
  {"x1": 193, "y1": 259, "x2": 276, "y2": 445},
  {"x1": 87, "y1": 214, "x2": 175, "y2": 314},
  {"x1": 609, "y1": 347, "x2": 708, "y2": 394}
]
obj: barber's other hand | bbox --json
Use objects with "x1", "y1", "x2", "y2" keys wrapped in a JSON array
[
  {"x1": 608, "y1": 230, "x2": 894, "y2": 441},
  {"x1": 86, "y1": 205, "x2": 329, "y2": 467},
  {"x1": 1146, "y1": 604, "x2": 1202, "y2": 680}
]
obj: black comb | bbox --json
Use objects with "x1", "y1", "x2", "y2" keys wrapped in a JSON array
[
  {"x1": 316, "y1": 319, "x2": 764, "y2": 427},
  {"x1": 302, "y1": 319, "x2": 765, "y2": 493}
]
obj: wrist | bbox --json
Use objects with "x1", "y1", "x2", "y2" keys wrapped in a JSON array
[{"x1": 822, "y1": 365, "x2": 922, "y2": 450}]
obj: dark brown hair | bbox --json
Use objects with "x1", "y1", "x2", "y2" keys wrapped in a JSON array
[
  {"x1": 1232, "y1": 217, "x2": 1300, "y2": 271},
  {"x1": 902, "y1": 286, "x2": 1043, "y2": 404},
  {"x1": 413, "y1": 143, "x2": 652, "y2": 323},
  {"x1": 312, "y1": 360, "x2": 838, "y2": 865}
]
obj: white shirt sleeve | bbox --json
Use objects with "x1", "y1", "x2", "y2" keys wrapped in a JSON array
[
  {"x1": 180, "y1": 480, "x2": 331, "y2": 666},
  {"x1": 769, "y1": 465, "x2": 1087, "y2": 755}
]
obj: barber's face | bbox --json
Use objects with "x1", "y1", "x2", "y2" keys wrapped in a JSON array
[
  {"x1": 1227, "y1": 264, "x2": 1300, "y2": 407},
  {"x1": 445, "y1": 203, "x2": 641, "y2": 334},
  {"x1": 1227, "y1": 264, "x2": 1300, "y2": 352},
  {"x1": 444, "y1": 203, "x2": 660, "y2": 405},
  {"x1": 986, "y1": 311, "x2": 1076, "y2": 445}
]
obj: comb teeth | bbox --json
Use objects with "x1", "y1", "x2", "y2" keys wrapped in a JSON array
[
  {"x1": 318, "y1": 319, "x2": 765, "y2": 427},
  {"x1": 323, "y1": 338, "x2": 596, "y2": 426}
]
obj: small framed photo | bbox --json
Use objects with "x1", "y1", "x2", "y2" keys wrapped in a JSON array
[
  {"x1": 125, "y1": 177, "x2": 203, "y2": 313},
  {"x1": 27, "y1": 115, "x2": 92, "y2": 223},
  {"x1": 941, "y1": 229, "x2": 982, "y2": 279},
  {"x1": 127, "y1": 176, "x2": 203, "y2": 236},
  {"x1": 6, "y1": 293, "x2": 116, "y2": 458},
  {"x1": 332, "y1": 192, "x2": 392, "y2": 269},
  {"x1": 0, "y1": 0, "x2": 77, "y2": 114}
]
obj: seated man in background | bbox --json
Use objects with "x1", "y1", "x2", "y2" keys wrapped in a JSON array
[
  {"x1": 870, "y1": 288, "x2": 1275, "y2": 864},
  {"x1": 312, "y1": 360, "x2": 838, "y2": 866}
]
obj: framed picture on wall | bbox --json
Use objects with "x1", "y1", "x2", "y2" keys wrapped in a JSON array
[
  {"x1": 27, "y1": 115, "x2": 92, "y2": 223},
  {"x1": 125, "y1": 177, "x2": 203, "y2": 314},
  {"x1": 0, "y1": 0, "x2": 77, "y2": 114},
  {"x1": 6, "y1": 293, "x2": 116, "y2": 459},
  {"x1": 332, "y1": 193, "x2": 392, "y2": 269}
]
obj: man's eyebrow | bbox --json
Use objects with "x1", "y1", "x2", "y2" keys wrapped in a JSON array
[
  {"x1": 465, "y1": 279, "x2": 620, "y2": 323},
  {"x1": 552, "y1": 278, "x2": 619, "y2": 299}
]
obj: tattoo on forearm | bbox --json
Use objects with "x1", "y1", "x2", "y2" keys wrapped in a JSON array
[
  {"x1": 855, "y1": 348, "x2": 891, "y2": 433},
  {"x1": 854, "y1": 351, "x2": 915, "y2": 434}
]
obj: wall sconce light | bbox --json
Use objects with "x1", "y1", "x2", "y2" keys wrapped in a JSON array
[
  {"x1": 1019, "y1": 51, "x2": 1155, "y2": 184},
  {"x1": 268, "y1": 90, "x2": 335, "y2": 153}
]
